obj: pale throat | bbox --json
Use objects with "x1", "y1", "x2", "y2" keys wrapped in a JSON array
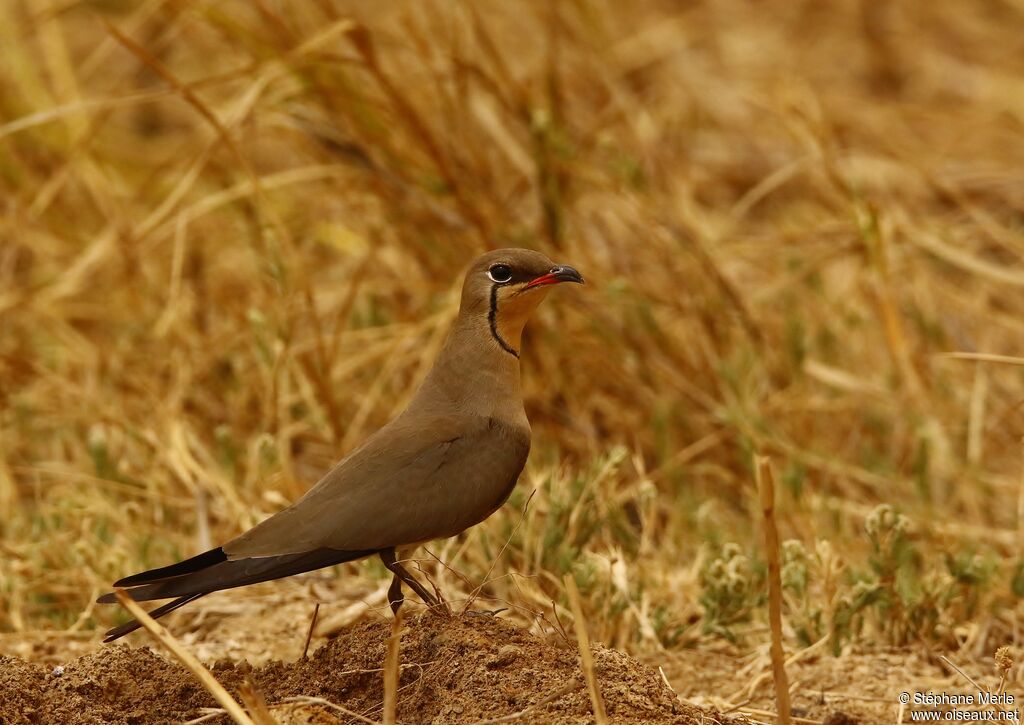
[{"x1": 491, "y1": 287, "x2": 549, "y2": 356}]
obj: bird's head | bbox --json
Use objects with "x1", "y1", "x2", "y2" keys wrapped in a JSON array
[{"x1": 460, "y1": 248, "x2": 584, "y2": 358}]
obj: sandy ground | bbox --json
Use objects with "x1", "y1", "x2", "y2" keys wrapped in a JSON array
[
  {"x1": 0, "y1": 609, "x2": 735, "y2": 724},
  {"x1": 0, "y1": 579, "x2": 1013, "y2": 724}
]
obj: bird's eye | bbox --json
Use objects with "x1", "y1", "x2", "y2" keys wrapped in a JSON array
[{"x1": 487, "y1": 264, "x2": 513, "y2": 284}]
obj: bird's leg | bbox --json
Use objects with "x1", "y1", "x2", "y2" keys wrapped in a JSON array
[
  {"x1": 379, "y1": 548, "x2": 440, "y2": 610},
  {"x1": 387, "y1": 573, "x2": 405, "y2": 614}
]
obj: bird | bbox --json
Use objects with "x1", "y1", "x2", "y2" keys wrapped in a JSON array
[{"x1": 98, "y1": 248, "x2": 584, "y2": 642}]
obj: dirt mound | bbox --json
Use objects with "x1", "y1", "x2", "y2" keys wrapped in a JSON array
[
  {"x1": 0, "y1": 612, "x2": 736, "y2": 724},
  {"x1": 1, "y1": 646, "x2": 213, "y2": 724}
]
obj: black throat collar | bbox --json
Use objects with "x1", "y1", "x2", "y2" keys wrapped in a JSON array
[{"x1": 488, "y1": 285, "x2": 520, "y2": 358}]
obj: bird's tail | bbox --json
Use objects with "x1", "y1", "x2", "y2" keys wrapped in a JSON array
[
  {"x1": 101, "y1": 593, "x2": 208, "y2": 642},
  {"x1": 98, "y1": 546, "x2": 375, "y2": 642}
]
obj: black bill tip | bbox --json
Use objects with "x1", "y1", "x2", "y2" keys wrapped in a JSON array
[{"x1": 551, "y1": 265, "x2": 584, "y2": 285}]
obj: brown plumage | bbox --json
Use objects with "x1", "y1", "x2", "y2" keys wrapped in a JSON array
[{"x1": 98, "y1": 248, "x2": 583, "y2": 641}]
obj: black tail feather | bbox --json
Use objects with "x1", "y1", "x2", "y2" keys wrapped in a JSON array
[
  {"x1": 101, "y1": 548, "x2": 374, "y2": 603},
  {"x1": 99, "y1": 548, "x2": 377, "y2": 641},
  {"x1": 102, "y1": 593, "x2": 208, "y2": 643},
  {"x1": 113, "y1": 547, "x2": 228, "y2": 588}
]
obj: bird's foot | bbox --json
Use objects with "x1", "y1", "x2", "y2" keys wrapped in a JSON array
[{"x1": 387, "y1": 572, "x2": 452, "y2": 617}]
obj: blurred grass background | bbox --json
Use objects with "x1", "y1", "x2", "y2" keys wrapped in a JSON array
[{"x1": 2, "y1": 0, "x2": 1024, "y2": 663}]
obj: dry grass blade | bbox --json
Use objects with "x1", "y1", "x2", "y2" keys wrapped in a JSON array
[
  {"x1": 939, "y1": 655, "x2": 1005, "y2": 716},
  {"x1": 181, "y1": 710, "x2": 229, "y2": 725},
  {"x1": 187, "y1": 696, "x2": 384, "y2": 725},
  {"x1": 735, "y1": 707, "x2": 822, "y2": 725},
  {"x1": 111, "y1": 589, "x2": 254, "y2": 725},
  {"x1": 941, "y1": 352, "x2": 1024, "y2": 367},
  {"x1": 302, "y1": 601, "x2": 320, "y2": 659},
  {"x1": 465, "y1": 489, "x2": 537, "y2": 612},
  {"x1": 383, "y1": 608, "x2": 404, "y2": 725},
  {"x1": 281, "y1": 696, "x2": 381, "y2": 724},
  {"x1": 100, "y1": 21, "x2": 252, "y2": 183},
  {"x1": 755, "y1": 457, "x2": 791, "y2": 725},
  {"x1": 564, "y1": 574, "x2": 608, "y2": 725},
  {"x1": 237, "y1": 677, "x2": 276, "y2": 725}
]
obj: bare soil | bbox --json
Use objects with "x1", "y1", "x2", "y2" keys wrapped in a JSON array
[
  {"x1": 0, "y1": 611, "x2": 739, "y2": 725},
  {"x1": 4, "y1": 583, "x2": 1011, "y2": 724}
]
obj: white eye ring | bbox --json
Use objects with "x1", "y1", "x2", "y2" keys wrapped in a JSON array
[{"x1": 487, "y1": 264, "x2": 513, "y2": 283}]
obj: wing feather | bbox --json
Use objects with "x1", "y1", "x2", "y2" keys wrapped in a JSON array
[{"x1": 225, "y1": 414, "x2": 530, "y2": 557}]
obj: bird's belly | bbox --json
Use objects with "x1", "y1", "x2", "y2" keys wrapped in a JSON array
[{"x1": 433, "y1": 474, "x2": 519, "y2": 540}]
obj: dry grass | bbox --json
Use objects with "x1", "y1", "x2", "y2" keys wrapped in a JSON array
[{"x1": 3, "y1": 0, "x2": 1024, "y2": 681}]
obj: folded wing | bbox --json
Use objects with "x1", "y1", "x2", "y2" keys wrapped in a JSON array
[{"x1": 225, "y1": 413, "x2": 530, "y2": 557}]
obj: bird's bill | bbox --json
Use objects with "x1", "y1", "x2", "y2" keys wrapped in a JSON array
[{"x1": 523, "y1": 265, "x2": 585, "y2": 289}]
